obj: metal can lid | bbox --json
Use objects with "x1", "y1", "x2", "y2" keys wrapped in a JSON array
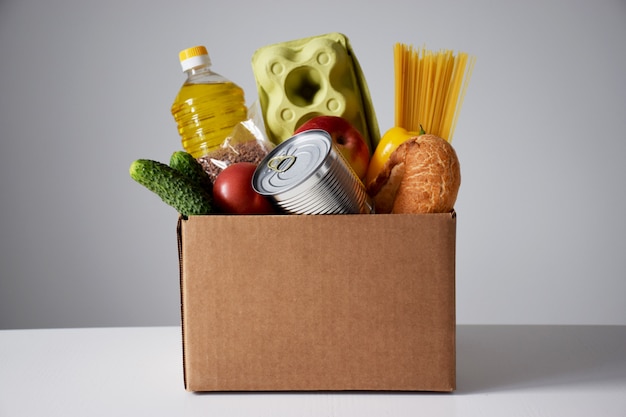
[{"x1": 252, "y1": 130, "x2": 332, "y2": 196}]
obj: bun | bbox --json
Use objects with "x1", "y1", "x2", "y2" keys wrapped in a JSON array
[{"x1": 366, "y1": 134, "x2": 460, "y2": 213}]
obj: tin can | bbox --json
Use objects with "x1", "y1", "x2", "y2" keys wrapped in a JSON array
[{"x1": 252, "y1": 130, "x2": 374, "y2": 214}]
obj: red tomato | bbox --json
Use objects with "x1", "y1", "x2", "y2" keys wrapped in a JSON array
[{"x1": 213, "y1": 162, "x2": 276, "y2": 214}]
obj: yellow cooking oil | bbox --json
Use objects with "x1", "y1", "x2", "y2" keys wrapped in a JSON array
[{"x1": 171, "y1": 46, "x2": 247, "y2": 158}]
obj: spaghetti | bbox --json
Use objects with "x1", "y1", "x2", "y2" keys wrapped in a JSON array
[{"x1": 394, "y1": 43, "x2": 475, "y2": 142}]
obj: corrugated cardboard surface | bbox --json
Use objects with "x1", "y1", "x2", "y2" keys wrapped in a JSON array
[{"x1": 178, "y1": 212, "x2": 456, "y2": 392}]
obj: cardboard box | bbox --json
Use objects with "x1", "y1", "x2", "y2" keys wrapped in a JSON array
[{"x1": 177, "y1": 212, "x2": 456, "y2": 392}]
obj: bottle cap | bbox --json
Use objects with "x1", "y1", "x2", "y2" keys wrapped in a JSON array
[{"x1": 179, "y1": 46, "x2": 211, "y2": 71}]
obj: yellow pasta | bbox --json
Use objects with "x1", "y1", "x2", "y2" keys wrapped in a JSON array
[{"x1": 394, "y1": 43, "x2": 475, "y2": 142}]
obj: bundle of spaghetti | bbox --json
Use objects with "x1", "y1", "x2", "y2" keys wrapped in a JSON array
[{"x1": 394, "y1": 43, "x2": 475, "y2": 142}]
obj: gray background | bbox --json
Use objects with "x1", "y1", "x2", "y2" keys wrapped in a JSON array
[{"x1": 1, "y1": 0, "x2": 625, "y2": 329}]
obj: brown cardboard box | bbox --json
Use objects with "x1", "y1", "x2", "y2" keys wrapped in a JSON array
[{"x1": 177, "y1": 211, "x2": 456, "y2": 392}]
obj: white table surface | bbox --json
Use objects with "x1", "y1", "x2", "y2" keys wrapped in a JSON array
[{"x1": 1, "y1": 325, "x2": 624, "y2": 416}]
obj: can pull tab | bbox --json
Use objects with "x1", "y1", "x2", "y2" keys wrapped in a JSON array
[{"x1": 267, "y1": 155, "x2": 297, "y2": 173}]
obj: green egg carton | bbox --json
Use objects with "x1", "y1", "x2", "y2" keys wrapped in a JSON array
[{"x1": 251, "y1": 32, "x2": 380, "y2": 152}]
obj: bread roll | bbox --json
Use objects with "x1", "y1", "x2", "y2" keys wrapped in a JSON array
[{"x1": 366, "y1": 134, "x2": 460, "y2": 213}]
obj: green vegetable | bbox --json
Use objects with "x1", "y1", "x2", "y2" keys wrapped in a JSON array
[
  {"x1": 129, "y1": 159, "x2": 213, "y2": 216},
  {"x1": 169, "y1": 151, "x2": 212, "y2": 193}
]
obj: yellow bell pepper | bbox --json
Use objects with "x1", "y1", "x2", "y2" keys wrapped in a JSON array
[{"x1": 365, "y1": 126, "x2": 424, "y2": 186}]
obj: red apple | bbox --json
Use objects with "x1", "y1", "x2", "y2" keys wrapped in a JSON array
[{"x1": 294, "y1": 116, "x2": 370, "y2": 180}]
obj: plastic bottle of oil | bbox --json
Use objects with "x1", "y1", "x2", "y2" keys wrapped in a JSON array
[{"x1": 171, "y1": 46, "x2": 247, "y2": 158}]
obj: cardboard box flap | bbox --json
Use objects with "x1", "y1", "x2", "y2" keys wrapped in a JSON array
[{"x1": 178, "y1": 212, "x2": 456, "y2": 392}]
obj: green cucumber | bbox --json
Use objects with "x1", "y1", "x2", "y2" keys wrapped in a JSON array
[
  {"x1": 169, "y1": 151, "x2": 212, "y2": 193},
  {"x1": 129, "y1": 159, "x2": 213, "y2": 216}
]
